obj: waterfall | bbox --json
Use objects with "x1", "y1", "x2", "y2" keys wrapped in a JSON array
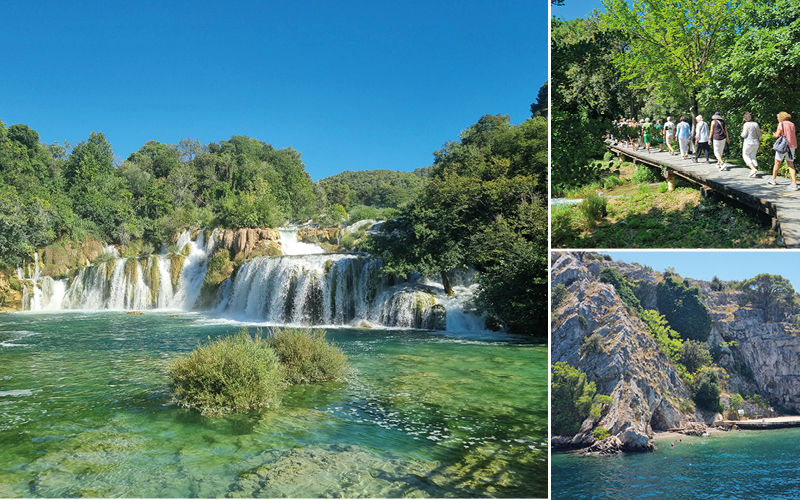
[
  {"x1": 20, "y1": 228, "x2": 488, "y2": 332},
  {"x1": 278, "y1": 228, "x2": 325, "y2": 255},
  {"x1": 17, "y1": 253, "x2": 66, "y2": 311}
]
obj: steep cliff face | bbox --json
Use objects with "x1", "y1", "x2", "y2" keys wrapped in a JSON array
[
  {"x1": 551, "y1": 253, "x2": 690, "y2": 451},
  {"x1": 701, "y1": 287, "x2": 800, "y2": 413}
]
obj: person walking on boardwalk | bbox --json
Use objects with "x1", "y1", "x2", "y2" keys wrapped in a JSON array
[
  {"x1": 677, "y1": 116, "x2": 691, "y2": 159},
  {"x1": 769, "y1": 111, "x2": 798, "y2": 190},
  {"x1": 710, "y1": 112, "x2": 731, "y2": 170},
  {"x1": 693, "y1": 115, "x2": 711, "y2": 163},
  {"x1": 642, "y1": 118, "x2": 654, "y2": 153},
  {"x1": 655, "y1": 119, "x2": 665, "y2": 152},
  {"x1": 664, "y1": 117, "x2": 676, "y2": 155},
  {"x1": 741, "y1": 112, "x2": 762, "y2": 178}
]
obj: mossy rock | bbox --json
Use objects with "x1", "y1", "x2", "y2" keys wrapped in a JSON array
[{"x1": 41, "y1": 263, "x2": 69, "y2": 279}]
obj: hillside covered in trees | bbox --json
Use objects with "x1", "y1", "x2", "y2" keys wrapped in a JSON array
[{"x1": 0, "y1": 111, "x2": 547, "y2": 335}]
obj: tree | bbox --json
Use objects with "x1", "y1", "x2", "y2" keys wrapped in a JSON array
[
  {"x1": 702, "y1": 0, "x2": 800, "y2": 129},
  {"x1": 692, "y1": 368, "x2": 723, "y2": 412},
  {"x1": 601, "y1": 0, "x2": 744, "y2": 124},
  {"x1": 656, "y1": 275, "x2": 712, "y2": 342},
  {"x1": 65, "y1": 132, "x2": 115, "y2": 188},
  {"x1": 741, "y1": 273, "x2": 796, "y2": 322},
  {"x1": 551, "y1": 361, "x2": 597, "y2": 435},
  {"x1": 679, "y1": 340, "x2": 712, "y2": 373}
]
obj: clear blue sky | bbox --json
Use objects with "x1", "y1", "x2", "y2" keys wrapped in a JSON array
[
  {"x1": 606, "y1": 251, "x2": 800, "y2": 290},
  {"x1": 0, "y1": 1, "x2": 546, "y2": 181},
  {"x1": 552, "y1": 0, "x2": 606, "y2": 20}
]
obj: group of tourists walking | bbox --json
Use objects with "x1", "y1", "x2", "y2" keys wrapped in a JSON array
[{"x1": 611, "y1": 111, "x2": 798, "y2": 190}]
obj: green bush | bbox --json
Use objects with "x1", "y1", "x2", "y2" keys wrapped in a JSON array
[
  {"x1": 656, "y1": 276, "x2": 712, "y2": 342},
  {"x1": 167, "y1": 328, "x2": 283, "y2": 417},
  {"x1": 266, "y1": 327, "x2": 350, "y2": 385},
  {"x1": 631, "y1": 164, "x2": 659, "y2": 184},
  {"x1": 552, "y1": 283, "x2": 569, "y2": 310},
  {"x1": 600, "y1": 268, "x2": 643, "y2": 314},
  {"x1": 692, "y1": 368, "x2": 723, "y2": 413},
  {"x1": 578, "y1": 193, "x2": 607, "y2": 226},
  {"x1": 579, "y1": 333, "x2": 606, "y2": 357},
  {"x1": 592, "y1": 426, "x2": 610, "y2": 441},
  {"x1": 552, "y1": 361, "x2": 597, "y2": 435}
]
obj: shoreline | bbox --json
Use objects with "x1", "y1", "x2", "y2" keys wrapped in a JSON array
[{"x1": 652, "y1": 416, "x2": 800, "y2": 443}]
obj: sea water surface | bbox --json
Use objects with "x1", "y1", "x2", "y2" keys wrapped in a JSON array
[
  {"x1": 0, "y1": 311, "x2": 547, "y2": 498},
  {"x1": 552, "y1": 429, "x2": 800, "y2": 499}
]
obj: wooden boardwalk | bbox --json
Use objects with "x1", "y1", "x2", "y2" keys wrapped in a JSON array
[{"x1": 609, "y1": 143, "x2": 800, "y2": 248}]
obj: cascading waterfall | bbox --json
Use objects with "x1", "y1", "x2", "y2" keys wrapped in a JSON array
[
  {"x1": 21, "y1": 228, "x2": 487, "y2": 332},
  {"x1": 61, "y1": 229, "x2": 216, "y2": 311},
  {"x1": 278, "y1": 228, "x2": 325, "y2": 255},
  {"x1": 17, "y1": 253, "x2": 66, "y2": 311}
]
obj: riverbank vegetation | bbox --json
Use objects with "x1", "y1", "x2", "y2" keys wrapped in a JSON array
[
  {"x1": 1, "y1": 106, "x2": 547, "y2": 335},
  {"x1": 168, "y1": 327, "x2": 350, "y2": 417},
  {"x1": 551, "y1": 0, "x2": 799, "y2": 247}
]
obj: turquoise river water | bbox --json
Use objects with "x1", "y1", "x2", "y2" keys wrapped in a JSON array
[
  {"x1": 0, "y1": 311, "x2": 547, "y2": 498},
  {"x1": 552, "y1": 429, "x2": 800, "y2": 499}
]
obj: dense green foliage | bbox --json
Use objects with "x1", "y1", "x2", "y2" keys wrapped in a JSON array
[
  {"x1": 265, "y1": 327, "x2": 350, "y2": 384},
  {"x1": 680, "y1": 340, "x2": 712, "y2": 374},
  {"x1": 641, "y1": 309, "x2": 683, "y2": 362},
  {"x1": 656, "y1": 276, "x2": 712, "y2": 342},
  {"x1": 168, "y1": 327, "x2": 350, "y2": 417},
  {"x1": 0, "y1": 120, "x2": 318, "y2": 266},
  {"x1": 367, "y1": 114, "x2": 548, "y2": 335},
  {"x1": 552, "y1": 0, "x2": 799, "y2": 196},
  {"x1": 692, "y1": 368, "x2": 724, "y2": 413},
  {"x1": 317, "y1": 169, "x2": 428, "y2": 209},
  {"x1": 551, "y1": 361, "x2": 598, "y2": 436},
  {"x1": 599, "y1": 267, "x2": 642, "y2": 314},
  {"x1": 740, "y1": 273, "x2": 797, "y2": 323},
  {"x1": 167, "y1": 328, "x2": 283, "y2": 417}
]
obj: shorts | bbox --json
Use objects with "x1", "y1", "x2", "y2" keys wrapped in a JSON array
[
  {"x1": 776, "y1": 147, "x2": 796, "y2": 162},
  {"x1": 665, "y1": 131, "x2": 674, "y2": 143},
  {"x1": 713, "y1": 139, "x2": 726, "y2": 158}
]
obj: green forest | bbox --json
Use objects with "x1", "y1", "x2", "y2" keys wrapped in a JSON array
[
  {"x1": 551, "y1": 0, "x2": 799, "y2": 248},
  {"x1": 0, "y1": 109, "x2": 547, "y2": 334}
]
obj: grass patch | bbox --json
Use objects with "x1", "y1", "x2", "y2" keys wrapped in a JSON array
[
  {"x1": 552, "y1": 186, "x2": 776, "y2": 248},
  {"x1": 266, "y1": 327, "x2": 350, "y2": 385}
]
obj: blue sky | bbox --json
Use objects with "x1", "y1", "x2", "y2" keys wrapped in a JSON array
[
  {"x1": 605, "y1": 251, "x2": 800, "y2": 290},
  {"x1": 0, "y1": 1, "x2": 546, "y2": 181},
  {"x1": 552, "y1": 0, "x2": 605, "y2": 20}
]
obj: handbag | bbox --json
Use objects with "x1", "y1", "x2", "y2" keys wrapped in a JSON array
[{"x1": 774, "y1": 122, "x2": 790, "y2": 154}]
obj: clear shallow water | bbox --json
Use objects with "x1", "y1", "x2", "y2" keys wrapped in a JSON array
[
  {"x1": 0, "y1": 311, "x2": 547, "y2": 498},
  {"x1": 552, "y1": 429, "x2": 800, "y2": 499}
]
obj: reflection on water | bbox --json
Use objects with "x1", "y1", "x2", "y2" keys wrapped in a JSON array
[{"x1": 0, "y1": 311, "x2": 547, "y2": 498}]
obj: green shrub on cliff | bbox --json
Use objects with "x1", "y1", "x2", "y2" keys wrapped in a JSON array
[
  {"x1": 656, "y1": 276, "x2": 711, "y2": 342},
  {"x1": 692, "y1": 368, "x2": 724, "y2": 413},
  {"x1": 552, "y1": 361, "x2": 597, "y2": 435},
  {"x1": 168, "y1": 328, "x2": 283, "y2": 417},
  {"x1": 600, "y1": 268, "x2": 642, "y2": 315}
]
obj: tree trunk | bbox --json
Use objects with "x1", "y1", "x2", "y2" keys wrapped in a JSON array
[{"x1": 441, "y1": 270, "x2": 455, "y2": 296}]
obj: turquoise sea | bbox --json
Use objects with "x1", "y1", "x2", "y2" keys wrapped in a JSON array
[
  {"x1": 552, "y1": 429, "x2": 800, "y2": 499},
  {"x1": 0, "y1": 311, "x2": 547, "y2": 498}
]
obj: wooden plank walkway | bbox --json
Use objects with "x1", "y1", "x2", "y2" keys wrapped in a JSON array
[{"x1": 609, "y1": 143, "x2": 800, "y2": 248}]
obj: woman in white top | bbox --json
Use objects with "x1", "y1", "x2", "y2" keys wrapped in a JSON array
[
  {"x1": 741, "y1": 112, "x2": 762, "y2": 178},
  {"x1": 664, "y1": 117, "x2": 676, "y2": 155}
]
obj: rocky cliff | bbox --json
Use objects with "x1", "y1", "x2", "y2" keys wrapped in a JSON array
[
  {"x1": 551, "y1": 252, "x2": 691, "y2": 452},
  {"x1": 553, "y1": 251, "x2": 800, "y2": 453}
]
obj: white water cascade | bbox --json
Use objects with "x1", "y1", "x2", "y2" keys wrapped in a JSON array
[
  {"x1": 278, "y1": 228, "x2": 325, "y2": 255},
  {"x1": 20, "y1": 228, "x2": 488, "y2": 332},
  {"x1": 17, "y1": 253, "x2": 66, "y2": 311}
]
